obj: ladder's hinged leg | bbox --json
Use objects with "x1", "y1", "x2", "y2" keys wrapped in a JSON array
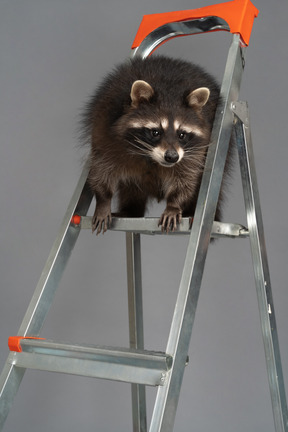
[
  {"x1": 149, "y1": 34, "x2": 245, "y2": 432},
  {"x1": 0, "y1": 164, "x2": 93, "y2": 430},
  {"x1": 126, "y1": 233, "x2": 147, "y2": 432},
  {"x1": 234, "y1": 102, "x2": 288, "y2": 432}
]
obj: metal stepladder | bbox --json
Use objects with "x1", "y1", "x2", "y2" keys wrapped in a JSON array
[{"x1": 0, "y1": 0, "x2": 287, "y2": 431}]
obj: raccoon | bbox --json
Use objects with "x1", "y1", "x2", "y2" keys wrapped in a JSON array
[{"x1": 81, "y1": 55, "x2": 232, "y2": 234}]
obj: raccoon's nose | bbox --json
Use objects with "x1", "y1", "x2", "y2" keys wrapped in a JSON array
[{"x1": 164, "y1": 150, "x2": 179, "y2": 164}]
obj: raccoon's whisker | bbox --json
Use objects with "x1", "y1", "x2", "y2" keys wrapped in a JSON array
[
  {"x1": 133, "y1": 137, "x2": 153, "y2": 151},
  {"x1": 183, "y1": 149, "x2": 209, "y2": 158},
  {"x1": 126, "y1": 140, "x2": 151, "y2": 156},
  {"x1": 126, "y1": 135, "x2": 154, "y2": 152},
  {"x1": 184, "y1": 151, "x2": 206, "y2": 159},
  {"x1": 195, "y1": 143, "x2": 211, "y2": 149},
  {"x1": 127, "y1": 146, "x2": 147, "y2": 156},
  {"x1": 127, "y1": 149, "x2": 146, "y2": 157},
  {"x1": 183, "y1": 143, "x2": 210, "y2": 152},
  {"x1": 130, "y1": 143, "x2": 150, "y2": 154},
  {"x1": 183, "y1": 155, "x2": 207, "y2": 168},
  {"x1": 184, "y1": 154, "x2": 207, "y2": 161}
]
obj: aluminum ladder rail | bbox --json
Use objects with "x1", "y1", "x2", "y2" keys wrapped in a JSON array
[{"x1": 0, "y1": 1, "x2": 287, "y2": 431}]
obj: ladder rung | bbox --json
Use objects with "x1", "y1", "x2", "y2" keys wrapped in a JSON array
[
  {"x1": 8, "y1": 338, "x2": 172, "y2": 386},
  {"x1": 71, "y1": 216, "x2": 249, "y2": 238}
]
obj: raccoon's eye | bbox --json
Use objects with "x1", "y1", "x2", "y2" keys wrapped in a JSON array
[
  {"x1": 151, "y1": 129, "x2": 161, "y2": 138},
  {"x1": 178, "y1": 132, "x2": 186, "y2": 140}
]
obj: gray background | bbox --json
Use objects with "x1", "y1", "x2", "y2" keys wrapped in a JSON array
[{"x1": 0, "y1": 0, "x2": 287, "y2": 431}]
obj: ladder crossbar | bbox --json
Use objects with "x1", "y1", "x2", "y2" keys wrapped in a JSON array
[
  {"x1": 9, "y1": 339, "x2": 172, "y2": 386},
  {"x1": 72, "y1": 216, "x2": 249, "y2": 238}
]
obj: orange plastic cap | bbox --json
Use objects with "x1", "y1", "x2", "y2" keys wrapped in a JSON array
[
  {"x1": 71, "y1": 214, "x2": 81, "y2": 225},
  {"x1": 8, "y1": 336, "x2": 46, "y2": 353}
]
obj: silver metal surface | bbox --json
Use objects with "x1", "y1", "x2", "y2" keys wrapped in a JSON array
[
  {"x1": 131, "y1": 16, "x2": 230, "y2": 59},
  {"x1": 0, "y1": 164, "x2": 92, "y2": 429},
  {"x1": 126, "y1": 233, "x2": 147, "y2": 430},
  {"x1": 231, "y1": 101, "x2": 249, "y2": 127},
  {"x1": 149, "y1": 34, "x2": 245, "y2": 432},
  {"x1": 8, "y1": 339, "x2": 172, "y2": 387},
  {"x1": 76, "y1": 216, "x2": 249, "y2": 238},
  {"x1": 234, "y1": 104, "x2": 288, "y2": 432}
]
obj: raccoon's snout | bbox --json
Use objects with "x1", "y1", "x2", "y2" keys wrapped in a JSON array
[
  {"x1": 164, "y1": 150, "x2": 179, "y2": 164},
  {"x1": 151, "y1": 146, "x2": 183, "y2": 166}
]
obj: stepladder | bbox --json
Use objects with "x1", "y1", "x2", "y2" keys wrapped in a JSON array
[{"x1": 0, "y1": 0, "x2": 287, "y2": 431}]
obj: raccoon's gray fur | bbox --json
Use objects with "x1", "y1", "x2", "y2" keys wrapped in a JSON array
[{"x1": 81, "y1": 55, "x2": 233, "y2": 234}]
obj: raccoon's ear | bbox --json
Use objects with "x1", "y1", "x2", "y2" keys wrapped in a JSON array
[
  {"x1": 187, "y1": 87, "x2": 210, "y2": 109},
  {"x1": 130, "y1": 80, "x2": 154, "y2": 108}
]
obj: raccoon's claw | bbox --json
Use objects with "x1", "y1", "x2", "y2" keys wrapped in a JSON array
[
  {"x1": 159, "y1": 207, "x2": 182, "y2": 233},
  {"x1": 92, "y1": 212, "x2": 112, "y2": 235}
]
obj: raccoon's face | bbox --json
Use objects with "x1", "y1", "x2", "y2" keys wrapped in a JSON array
[
  {"x1": 123, "y1": 80, "x2": 211, "y2": 167},
  {"x1": 126, "y1": 118, "x2": 208, "y2": 167}
]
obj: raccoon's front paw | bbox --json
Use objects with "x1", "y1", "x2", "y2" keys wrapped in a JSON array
[
  {"x1": 159, "y1": 206, "x2": 182, "y2": 233},
  {"x1": 92, "y1": 206, "x2": 112, "y2": 235}
]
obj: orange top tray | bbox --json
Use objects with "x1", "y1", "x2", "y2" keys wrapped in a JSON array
[{"x1": 132, "y1": 0, "x2": 259, "y2": 48}]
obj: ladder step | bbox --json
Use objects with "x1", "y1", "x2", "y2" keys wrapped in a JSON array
[
  {"x1": 71, "y1": 216, "x2": 249, "y2": 238},
  {"x1": 8, "y1": 338, "x2": 172, "y2": 386}
]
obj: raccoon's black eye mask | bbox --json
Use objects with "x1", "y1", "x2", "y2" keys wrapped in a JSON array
[
  {"x1": 127, "y1": 127, "x2": 162, "y2": 146},
  {"x1": 177, "y1": 131, "x2": 193, "y2": 146},
  {"x1": 126, "y1": 126, "x2": 202, "y2": 148},
  {"x1": 178, "y1": 131, "x2": 205, "y2": 148}
]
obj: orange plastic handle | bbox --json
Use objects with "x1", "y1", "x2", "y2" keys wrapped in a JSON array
[
  {"x1": 8, "y1": 336, "x2": 46, "y2": 353},
  {"x1": 132, "y1": 0, "x2": 258, "y2": 48}
]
